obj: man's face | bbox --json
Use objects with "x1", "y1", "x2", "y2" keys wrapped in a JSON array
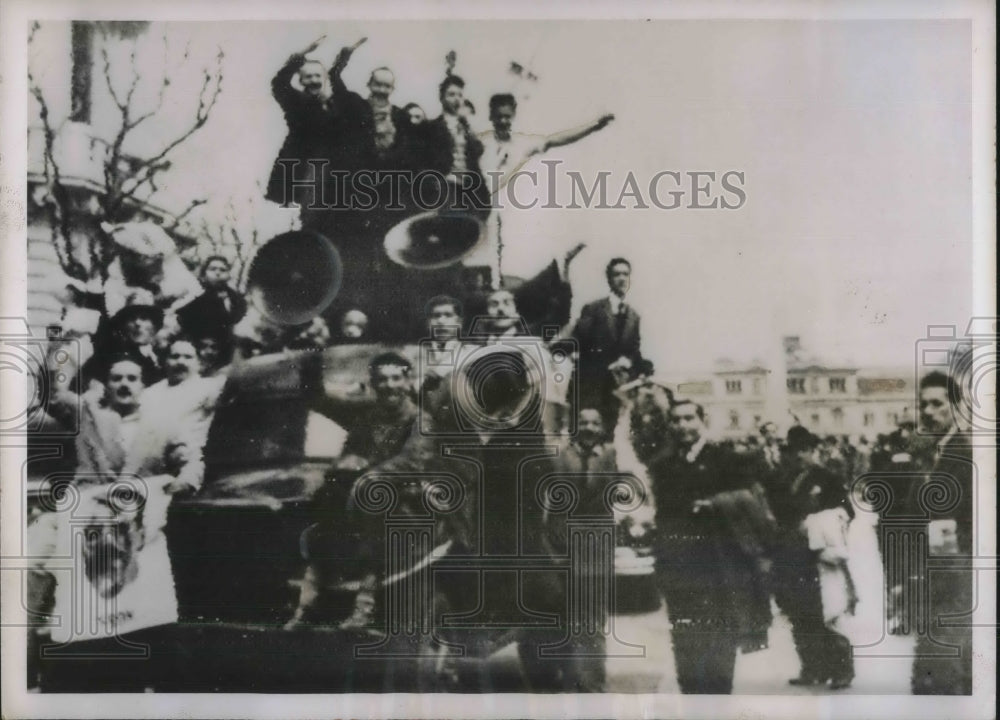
[
  {"x1": 577, "y1": 409, "x2": 604, "y2": 448},
  {"x1": 166, "y1": 341, "x2": 200, "y2": 385},
  {"x1": 368, "y1": 69, "x2": 395, "y2": 100},
  {"x1": 670, "y1": 403, "x2": 704, "y2": 448},
  {"x1": 428, "y1": 303, "x2": 461, "y2": 342},
  {"x1": 490, "y1": 104, "x2": 516, "y2": 141},
  {"x1": 920, "y1": 386, "x2": 954, "y2": 434},
  {"x1": 341, "y1": 310, "x2": 368, "y2": 339},
  {"x1": 299, "y1": 63, "x2": 325, "y2": 97},
  {"x1": 607, "y1": 262, "x2": 631, "y2": 296},
  {"x1": 202, "y1": 260, "x2": 230, "y2": 289},
  {"x1": 106, "y1": 360, "x2": 143, "y2": 414},
  {"x1": 442, "y1": 83, "x2": 464, "y2": 115},
  {"x1": 124, "y1": 315, "x2": 156, "y2": 346},
  {"x1": 408, "y1": 105, "x2": 426, "y2": 125},
  {"x1": 486, "y1": 290, "x2": 518, "y2": 333},
  {"x1": 796, "y1": 447, "x2": 820, "y2": 468},
  {"x1": 760, "y1": 422, "x2": 778, "y2": 443},
  {"x1": 196, "y1": 337, "x2": 222, "y2": 368},
  {"x1": 371, "y1": 363, "x2": 411, "y2": 406}
]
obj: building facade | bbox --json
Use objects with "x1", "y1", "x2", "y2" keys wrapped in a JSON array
[
  {"x1": 663, "y1": 338, "x2": 913, "y2": 440},
  {"x1": 27, "y1": 21, "x2": 200, "y2": 337}
]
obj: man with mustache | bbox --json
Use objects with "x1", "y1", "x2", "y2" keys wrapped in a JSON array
[
  {"x1": 266, "y1": 37, "x2": 370, "y2": 209},
  {"x1": 474, "y1": 289, "x2": 569, "y2": 436},
  {"x1": 56, "y1": 356, "x2": 147, "y2": 483},
  {"x1": 122, "y1": 338, "x2": 226, "y2": 494},
  {"x1": 540, "y1": 407, "x2": 620, "y2": 691}
]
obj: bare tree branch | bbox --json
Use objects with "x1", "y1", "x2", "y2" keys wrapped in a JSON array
[
  {"x1": 31, "y1": 23, "x2": 228, "y2": 284},
  {"x1": 113, "y1": 47, "x2": 224, "y2": 211},
  {"x1": 169, "y1": 197, "x2": 207, "y2": 230},
  {"x1": 28, "y1": 22, "x2": 88, "y2": 281}
]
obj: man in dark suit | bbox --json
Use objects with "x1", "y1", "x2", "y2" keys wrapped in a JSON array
[
  {"x1": 265, "y1": 38, "x2": 370, "y2": 208},
  {"x1": 910, "y1": 371, "x2": 975, "y2": 695},
  {"x1": 539, "y1": 407, "x2": 619, "y2": 692},
  {"x1": 175, "y1": 256, "x2": 247, "y2": 346},
  {"x1": 649, "y1": 399, "x2": 775, "y2": 694},
  {"x1": 767, "y1": 426, "x2": 854, "y2": 689},
  {"x1": 331, "y1": 64, "x2": 413, "y2": 170},
  {"x1": 411, "y1": 74, "x2": 490, "y2": 216},
  {"x1": 571, "y1": 258, "x2": 642, "y2": 434}
]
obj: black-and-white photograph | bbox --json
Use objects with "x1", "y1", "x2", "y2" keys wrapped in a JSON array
[{"x1": 0, "y1": 2, "x2": 995, "y2": 718}]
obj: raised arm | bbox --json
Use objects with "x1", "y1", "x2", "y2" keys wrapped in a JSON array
[
  {"x1": 328, "y1": 37, "x2": 368, "y2": 97},
  {"x1": 539, "y1": 113, "x2": 615, "y2": 154},
  {"x1": 272, "y1": 36, "x2": 327, "y2": 108},
  {"x1": 272, "y1": 53, "x2": 307, "y2": 109}
]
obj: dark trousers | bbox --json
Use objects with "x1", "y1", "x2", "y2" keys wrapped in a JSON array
[
  {"x1": 774, "y1": 544, "x2": 854, "y2": 681},
  {"x1": 787, "y1": 615, "x2": 853, "y2": 681},
  {"x1": 670, "y1": 627, "x2": 739, "y2": 694},
  {"x1": 911, "y1": 566, "x2": 973, "y2": 695}
]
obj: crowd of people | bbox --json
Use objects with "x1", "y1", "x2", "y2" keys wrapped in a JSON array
[
  {"x1": 264, "y1": 36, "x2": 613, "y2": 339},
  {"x1": 23, "y1": 34, "x2": 975, "y2": 698}
]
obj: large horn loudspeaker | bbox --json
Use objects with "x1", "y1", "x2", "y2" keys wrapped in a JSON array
[{"x1": 245, "y1": 230, "x2": 342, "y2": 325}]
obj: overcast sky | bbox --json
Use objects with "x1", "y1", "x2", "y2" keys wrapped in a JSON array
[{"x1": 30, "y1": 18, "x2": 976, "y2": 371}]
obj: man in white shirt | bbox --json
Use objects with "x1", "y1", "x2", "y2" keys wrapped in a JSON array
[
  {"x1": 468, "y1": 94, "x2": 614, "y2": 285},
  {"x1": 123, "y1": 338, "x2": 226, "y2": 493}
]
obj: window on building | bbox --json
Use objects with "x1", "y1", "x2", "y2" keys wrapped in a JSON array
[
  {"x1": 725, "y1": 379, "x2": 742, "y2": 394},
  {"x1": 888, "y1": 411, "x2": 899, "y2": 426},
  {"x1": 829, "y1": 377, "x2": 847, "y2": 393},
  {"x1": 810, "y1": 377, "x2": 820, "y2": 394},
  {"x1": 863, "y1": 412, "x2": 875, "y2": 427},
  {"x1": 752, "y1": 378, "x2": 762, "y2": 395},
  {"x1": 787, "y1": 378, "x2": 805, "y2": 394},
  {"x1": 729, "y1": 410, "x2": 740, "y2": 429},
  {"x1": 832, "y1": 407, "x2": 844, "y2": 427},
  {"x1": 811, "y1": 413, "x2": 821, "y2": 426}
]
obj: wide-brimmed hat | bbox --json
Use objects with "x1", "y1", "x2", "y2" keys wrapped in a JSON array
[
  {"x1": 110, "y1": 289, "x2": 164, "y2": 330},
  {"x1": 101, "y1": 221, "x2": 176, "y2": 257}
]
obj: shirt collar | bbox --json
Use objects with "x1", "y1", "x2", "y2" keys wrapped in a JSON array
[
  {"x1": 936, "y1": 425, "x2": 958, "y2": 456},
  {"x1": 429, "y1": 337, "x2": 460, "y2": 352},
  {"x1": 487, "y1": 325, "x2": 520, "y2": 342},
  {"x1": 608, "y1": 293, "x2": 627, "y2": 314}
]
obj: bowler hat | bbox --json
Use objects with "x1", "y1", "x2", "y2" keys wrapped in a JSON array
[
  {"x1": 110, "y1": 289, "x2": 164, "y2": 330},
  {"x1": 785, "y1": 425, "x2": 819, "y2": 453}
]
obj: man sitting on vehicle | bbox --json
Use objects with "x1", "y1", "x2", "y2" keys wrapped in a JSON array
[{"x1": 313, "y1": 351, "x2": 419, "y2": 472}]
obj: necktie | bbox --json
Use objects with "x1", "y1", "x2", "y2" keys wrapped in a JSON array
[{"x1": 615, "y1": 302, "x2": 628, "y2": 339}]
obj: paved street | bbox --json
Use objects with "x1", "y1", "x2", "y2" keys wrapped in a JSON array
[
  {"x1": 476, "y1": 511, "x2": 916, "y2": 694},
  {"x1": 604, "y1": 511, "x2": 915, "y2": 694}
]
